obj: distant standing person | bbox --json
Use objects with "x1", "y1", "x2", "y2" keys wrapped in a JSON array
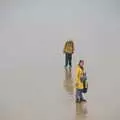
[{"x1": 63, "y1": 40, "x2": 74, "y2": 69}]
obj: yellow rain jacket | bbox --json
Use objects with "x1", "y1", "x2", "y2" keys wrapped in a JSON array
[
  {"x1": 75, "y1": 65, "x2": 85, "y2": 89},
  {"x1": 63, "y1": 41, "x2": 74, "y2": 54}
]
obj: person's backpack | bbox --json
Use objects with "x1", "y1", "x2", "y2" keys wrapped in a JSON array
[
  {"x1": 83, "y1": 80, "x2": 88, "y2": 93},
  {"x1": 81, "y1": 73, "x2": 88, "y2": 93}
]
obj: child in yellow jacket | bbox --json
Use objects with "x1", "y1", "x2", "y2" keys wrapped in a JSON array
[{"x1": 75, "y1": 60, "x2": 88, "y2": 103}]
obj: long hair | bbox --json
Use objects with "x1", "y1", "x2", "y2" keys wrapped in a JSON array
[{"x1": 78, "y1": 60, "x2": 84, "y2": 70}]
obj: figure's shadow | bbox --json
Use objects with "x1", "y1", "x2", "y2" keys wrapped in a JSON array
[{"x1": 63, "y1": 68, "x2": 74, "y2": 95}]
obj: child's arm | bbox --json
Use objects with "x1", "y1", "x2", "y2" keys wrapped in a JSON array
[
  {"x1": 75, "y1": 67, "x2": 80, "y2": 87},
  {"x1": 72, "y1": 42, "x2": 74, "y2": 54},
  {"x1": 63, "y1": 41, "x2": 67, "y2": 53}
]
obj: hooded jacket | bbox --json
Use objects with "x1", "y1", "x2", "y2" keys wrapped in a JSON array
[
  {"x1": 63, "y1": 41, "x2": 74, "y2": 54},
  {"x1": 75, "y1": 65, "x2": 85, "y2": 89}
]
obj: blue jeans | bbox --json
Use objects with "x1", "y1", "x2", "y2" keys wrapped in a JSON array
[{"x1": 76, "y1": 89, "x2": 84, "y2": 100}]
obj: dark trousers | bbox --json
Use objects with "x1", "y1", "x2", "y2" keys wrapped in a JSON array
[{"x1": 65, "y1": 53, "x2": 72, "y2": 67}]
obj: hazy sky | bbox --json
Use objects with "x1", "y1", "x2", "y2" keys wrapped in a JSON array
[{"x1": 0, "y1": 0, "x2": 120, "y2": 68}]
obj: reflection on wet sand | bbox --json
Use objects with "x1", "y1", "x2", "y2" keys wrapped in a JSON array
[
  {"x1": 63, "y1": 68, "x2": 74, "y2": 95},
  {"x1": 75, "y1": 102, "x2": 88, "y2": 120}
]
